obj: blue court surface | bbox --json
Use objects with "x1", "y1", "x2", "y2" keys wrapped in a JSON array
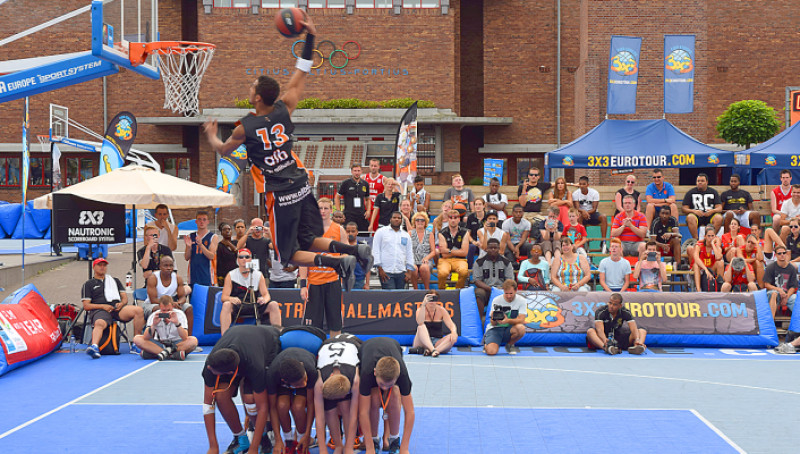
[{"x1": 2, "y1": 346, "x2": 799, "y2": 453}]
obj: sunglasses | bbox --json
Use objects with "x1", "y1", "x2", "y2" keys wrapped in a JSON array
[
  {"x1": 448, "y1": 216, "x2": 460, "y2": 220},
  {"x1": 414, "y1": 219, "x2": 426, "y2": 222},
  {"x1": 626, "y1": 180, "x2": 635, "y2": 184},
  {"x1": 238, "y1": 255, "x2": 251, "y2": 259},
  {"x1": 776, "y1": 251, "x2": 788, "y2": 255},
  {"x1": 792, "y1": 226, "x2": 800, "y2": 229},
  {"x1": 149, "y1": 234, "x2": 159, "y2": 238},
  {"x1": 529, "y1": 173, "x2": 539, "y2": 177},
  {"x1": 652, "y1": 176, "x2": 662, "y2": 179}
]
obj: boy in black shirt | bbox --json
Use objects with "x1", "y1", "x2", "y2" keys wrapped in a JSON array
[
  {"x1": 649, "y1": 205, "x2": 681, "y2": 261},
  {"x1": 721, "y1": 173, "x2": 760, "y2": 234},
  {"x1": 267, "y1": 348, "x2": 318, "y2": 454},
  {"x1": 586, "y1": 293, "x2": 647, "y2": 355}
]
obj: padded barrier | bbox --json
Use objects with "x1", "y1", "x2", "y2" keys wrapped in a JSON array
[
  {"x1": 0, "y1": 203, "x2": 22, "y2": 238},
  {"x1": 191, "y1": 285, "x2": 484, "y2": 346},
  {"x1": 0, "y1": 284, "x2": 61, "y2": 376},
  {"x1": 788, "y1": 304, "x2": 800, "y2": 333},
  {"x1": 27, "y1": 201, "x2": 51, "y2": 233},
  {"x1": 12, "y1": 207, "x2": 46, "y2": 239}
]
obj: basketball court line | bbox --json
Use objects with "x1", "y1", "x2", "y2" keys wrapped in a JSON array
[
  {"x1": 0, "y1": 361, "x2": 156, "y2": 440},
  {"x1": 689, "y1": 409, "x2": 747, "y2": 454}
]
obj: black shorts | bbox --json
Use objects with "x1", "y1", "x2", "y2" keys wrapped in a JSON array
[
  {"x1": 324, "y1": 393, "x2": 351, "y2": 412},
  {"x1": 265, "y1": 184, "x2": 324, "y2": 267},
  {"x1": 277, "y1": 385, "x2": 308, "y2": 397},
  {"x1": 687, "y1": 212, "x2": 721, "y2": 228},
  {"x1": 231, "y1": 302, "x2": 272, "y2": 325},
  {"x1": 88, "y1": 309, "x2": 124, "y2": 327},
  {"x1": 304, "y1": 280, "x2": 343, "y2": 332},
  {"x1": 582, "y1": 211, "x2": 603, "y2": 226}
]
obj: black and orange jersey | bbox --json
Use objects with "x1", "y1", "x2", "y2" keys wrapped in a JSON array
[{"x1": 239, "y1": 101, "x2": 307, "y2": 193}]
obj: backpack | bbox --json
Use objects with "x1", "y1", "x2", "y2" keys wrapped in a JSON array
[
  {"x1": 98, "y1": 323, "x2": 121, "y2": 355},
  {"x1": 52, "y1": 303, "x2": 81, "y2": 342}
]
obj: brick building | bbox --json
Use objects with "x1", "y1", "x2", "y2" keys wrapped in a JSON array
[{"x1": 1, "y1": 0, "x2": 797, "y2": 221}]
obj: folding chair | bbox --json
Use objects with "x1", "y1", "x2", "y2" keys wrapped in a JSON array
[{"x1": 78, "y1": 300, "x2": 134, "y2": 350}]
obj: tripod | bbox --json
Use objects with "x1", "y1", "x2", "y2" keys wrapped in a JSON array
[{"x1": 232, "y1": 267, "x2": 263, "y2": 325}]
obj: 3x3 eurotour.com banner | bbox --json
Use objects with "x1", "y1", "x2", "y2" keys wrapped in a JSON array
[
  {"x1": 607, "y1": 36, "x2": 642, "y2": 115},
  {"x1": 664, "y1": 35, "x2": 696, "y2": 113}
]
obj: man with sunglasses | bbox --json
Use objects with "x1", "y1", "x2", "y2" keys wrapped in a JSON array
[
  {"x1": 764, "y1": 245, "x2": 797, "y2": 316},
  {"x1": 203, "y1": 325, "x2": 281, "y2": 454},
  {"x1": 437, "y1": 209, "x2": 470, "y2": 289},
  {"x1": 644, "y1": 168, "x2": 679, "y2": 227},
  {"x1": 137, "y1": 225, "x2": 173, "y2": 281},
  {"x1": 266, "y1": 348, "x2": 319, "y2": 454},
  {"x1": 220, "y1": 248, "x2": 282, "y2": 336},
  {"x1": 518, "y1": 168, "x2": 553, "y2": 224},
  {"x1": 237, "y1": 218, "x2": 271, "y2": 278}
]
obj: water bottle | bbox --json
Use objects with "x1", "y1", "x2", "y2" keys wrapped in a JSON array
[
  {"x1": 69, "y1": 335, "x2": 76, "y2": 353},
  {"x1": 125, "y1": 272, "x2": 133, "y2": 291}
]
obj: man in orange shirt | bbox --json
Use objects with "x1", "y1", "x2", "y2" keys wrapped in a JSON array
[{"x1": 299, "y1": 198, "x2": 358, "y2": 337}]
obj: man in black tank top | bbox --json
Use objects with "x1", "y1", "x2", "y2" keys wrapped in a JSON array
[
  {"x1": 313, "y1": 334, "x2": 363, "y2": 454},
  {"x1": 202, "y1": 13, "x2": 370, "y2": 292}
]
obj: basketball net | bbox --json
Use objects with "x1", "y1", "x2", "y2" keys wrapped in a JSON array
[{"x1": 154, "y1": 43, "x2": 215, "y2": 117}]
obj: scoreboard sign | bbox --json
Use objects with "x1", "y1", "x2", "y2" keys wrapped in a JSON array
[{"x1": 791, "y1": 90, "x2": 800, "y2": 126}]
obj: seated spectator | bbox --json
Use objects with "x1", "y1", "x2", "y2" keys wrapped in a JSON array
[
  {"x1": 477, "y1": 210, "x2": 509, "y2": 260},
  {"x1": 346, "y1": 222, "x2": 372, "y2": 290},
  {"x1": 690, "y1": 227, "x2": 724, "y2": 292},
  {"x1": 373, "y1": 212, "x2": 415, "y2": 290},
  {"x1": 483, "y1": 280, "x2": 526, "y2": 355},
  {"x1": 465, "y1": 198, "x2": 488, "y2": 265},
  {"x1": 721, "y1": 174, "x2": 760, "y2": 235},
  {"x1": 644, "y1": 168, "x2": 679, "y2": 228},
  {"x1": 370, "y1": 177, "x2": 401, "y2": 232},
  {"x1": 779, "y1": 185, "x2": 800, "y2": 241},
  {"x1": 220, "y1": 249, "x2": 281, "y2": 335},
  {"x1": 749, "y1": 223, "x2": 784, "y2": 266},
  {"x1": 771, "y1": 169, "x2": 793, "y2": 232},
  {"x1": 633, "y1": 242, "x2": 667, "y2": 292},
  {"x1": 215, "y1": 222, "x2": 238, "y2": 286},
  {"x1": 430, "y1": 200, "x2": 453, "y2": 237},
  {"x1": 146, "y1": 203, "x2": 179, "y2": 251},
  {"x1": 614, "y1": 175, "x2": 641, "y2": 217},
  {"x1": 538, "y1": 206, "x2": 563, "y2": 263},
  {"x1": 81, "y1": 258, "x2": 145, "y2": 359},
  {"x1": 764, "y1": 245, "x2": 797, "y2": 315},
  {"x1": 408, "y1": 175, "x2": 430, "y2": 214},
  {"x1": 721, "y1": 218, "x2": 746, "y2": 262},
  {"x1": 409, "y1": 290, "x2": 458, "y2": 356},
  {"x1": 503, "y1": 204, "x2": 532, "y2": 263},
  {"x1": 786, "y1": 217, "x2": 800, "y2": 268},
  {"x1": 598, "y1": 239, "x2": 632, "y2": 292},
  {"x1": 473, "y1": 238, "x2": 515, "y2": 319},
  {"x1": 483, "y1": 177, "x2": 508, "y2": 222},
  {"x1": 682, "y1": 173, "x2": 723, "y2": 240},
  {"x1": 134, "y1": 295, "x2": 198, "y2": 360},
  {"x1": 573, "y1": 175, "x2": 608, "y2": 245},
  {"x1": 587, "y1": 293, "x2": 647, "y2": 355},
  {"x1": 721, "y1": 257, "x2": 758, "y2": 292},
  {"x1": 267, "y1": 348, "x2": 318, "y2": 454},
  {"x1": 548, "y1": 176, "x2": 573, "y2": 226},
  {"x1": 562, "y1": 208, "x2": 588, "y2": 256},
  {"x1": 444, "y1": 173, "x2": 475, "y2": 211},
  {"x1": 437, "y1": 209, "x2": 470, "y2": 289},
  {"x1": 144, "y1": 256, "x2": 192, "y2": 332},
  {"x1": 518, "y1": 244, "x2": 550, "y2": 291},
  {"x1": 649, "y1": 205, "x2": 681, "y2": 264},
  {"x1": 611, "y1": 194, "x2": 649, "y2": 257},
  {"x1": 518, "y1": 167, "x2": 553, "y2": 223},
  {"x1": 551, "y1": 237, "x2": 592, "y2": 292},
  {"x1": 332, "y1": 210, "x2": 347, "y2": 226},
  {"x1": 741, "y1": 233, "x2": 766, "y2": 288},
  {"x1": 398, "y1": 199, "x2": 414, "y2": 232},
  {"x1": 137, "y1": 225, "x2": 173, "y2": 281}
]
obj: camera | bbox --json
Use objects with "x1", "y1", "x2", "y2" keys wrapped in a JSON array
[
  {"x1": 491, "y1": 305, "x2": 510, "y2": 321},
  {"x1": 606, "y1": 337, "x2": 619, "y2": 350},
  {"x1": 646, "y1": 251, "x2": 658, "y2": 262},
  {"x1": 487, "y1": 222, "x2": 496, "y2": 228},
  {"x1": 425, "y1": 294, "x2": 439, "y2": 302},
  {"x1": 158, "y1": 312, "x2": 170, "y2": 320},
  {"x1": 245, "y1": 260, "x2": 258, "y2": 271}
]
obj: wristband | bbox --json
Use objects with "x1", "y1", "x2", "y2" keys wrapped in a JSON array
[
  {"x1": 203, "y1": 403, "x2": 215, "y2": 415},
  {"x1": 296, "y1": 58, "x2": 313, "y2": 73},
  {"x1": 302, "y1": 33, "x2": 315, "y2": 60},
  {"x1": 300, "y1": 279, "x2": 307, "y2": 288}
]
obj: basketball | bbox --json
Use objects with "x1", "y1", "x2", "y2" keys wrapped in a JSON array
[{"x1": 275, "y1": 8, "x2": 305, "y2": 38}]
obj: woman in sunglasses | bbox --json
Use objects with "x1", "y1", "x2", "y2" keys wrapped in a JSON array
[{"x1": 614, "y1": 175, "x2": 641, "y2": 217}]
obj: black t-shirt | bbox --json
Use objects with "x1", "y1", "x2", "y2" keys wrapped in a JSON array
[
  {"x1": 517, "y1": 182, "x2": 552, "y2": 213},
  {"x1": 615, "y1": 188, "x2": 640, "y2": 215},
  {"x1": 81, "y1": 277, "x2": 124, "y2": 305},
  {"x1": 338, "y1": 178, "x2": 369, "y2": 213},
  {"x1": 441, "y1": 226, "x2": 468, "y2": 250},
  {"x1": 374, "y1": 192, "x2": 402, "y2": 226},
  {"x1": 650, "y1": 216, "x2": 679, "y2": 244},
  {"x1": 764, "y1": 262, "x2": 798, "y2": 292},
  {"x1": 787, "y1": 235, "x2": 800, "y2": 260},
  {"x1": 720, "y1": 189, "x2": 753, "y2": 211},
  {"x1": 359, "y1": 337, "x2": 412, "y2": 396},
  {"x1": 245, "y1": 236, "x2": 270, "y2": 276},
  {"x1": 593, "y1": 305, "x2": 635, "y2": 338},
  {"x1": 202, "y1": 325, "x2": 281, "y2": 394},
  {"x1": 464, "y1": 212, "x2": 486, "y2": 240},
  {"x1": 136, "y1": 244, "x2": 173, "y2": 273},
  {"x1": 266, "y1": 347, "x2": 319, "y2": 394},
  {"x1": 683, "y1": 187, "x2": 721, "y2": 213},
  {"x1": 318, "y1": 334, "x2": 362, "y2": 391}
]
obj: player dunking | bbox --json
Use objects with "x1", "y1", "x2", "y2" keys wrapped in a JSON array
[{"x1": 203, "y1": 14, "x2": 370, "y2": 291}]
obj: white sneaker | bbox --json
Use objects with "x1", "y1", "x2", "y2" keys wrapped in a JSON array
[{"x1": 774, "y1": 343, "x2": 796, "y2": 354}]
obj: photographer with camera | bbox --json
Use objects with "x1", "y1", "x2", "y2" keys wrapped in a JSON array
[
  {"x1": 483, "y1": 280, "x2": 527, "y2": 355},
  {"x1": 133, "y1": 295, "x2": 198, "y2": 360},
  {"x1": 587, "y1": 293, "x2": 647, "y2": 355},
  {"x1": 633, "y1": 241, "x2": 667, "y2": 292},
  {"x1": 220, "y1": 248, "x2": 282, "y2": 335},
  {"x1": 236, "y1": 218, "x2": 271, "y2": 277},
  {"x1": 409, "y1": 290, "x2": 459, "y2": 357}
]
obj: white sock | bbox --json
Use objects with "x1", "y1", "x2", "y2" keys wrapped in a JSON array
[
  {"x1": 389, "y1": 434, "x2": 399, "y2": 442},
  {"x1": 283, "y1": 430, "x2": 295, "y2": 441}
]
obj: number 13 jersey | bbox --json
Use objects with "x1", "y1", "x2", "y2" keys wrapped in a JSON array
[{"x1": 239, "y1": 100, "x2": 308, "y2": 193}]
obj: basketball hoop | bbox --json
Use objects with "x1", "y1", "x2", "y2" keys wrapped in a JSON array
[{"x1": 129, "y1": 41, "x2": 216, "y2": 117}]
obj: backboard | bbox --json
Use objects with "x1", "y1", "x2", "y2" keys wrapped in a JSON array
[
  {"x1": 49, "y1": 104, "x2": 68, "y2": 140},
  {"x1": 91, "y1": 0, "x2": 160, "y2": 80}
]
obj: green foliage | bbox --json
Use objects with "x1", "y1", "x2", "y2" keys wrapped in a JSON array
[
  {"x1": 716, "y1": 100, "x2": 781, "y2": 149},
  {"x1": 468, "y1": 176, "x2": 484, "y2": 186},
  {"x1": 235, "y1": 97, "x2": 434, "y2": 110}
]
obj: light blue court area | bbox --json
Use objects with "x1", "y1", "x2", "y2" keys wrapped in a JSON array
[{"x1": 2, "y1": 349, "x2": 800, "y2": 453}]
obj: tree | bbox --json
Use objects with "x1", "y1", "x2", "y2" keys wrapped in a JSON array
[{"x1": 716, "y1": 100, "x2": 781, "y2": 149}]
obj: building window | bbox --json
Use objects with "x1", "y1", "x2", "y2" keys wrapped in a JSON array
[
  {"x1": 416, "y1": 125, "x2": 436, "y2": 174},
  {"x1": 214, "y1": 0, "x2": 250, "y2": 7},
  {"x1": 162, "y1": 157, "x2": 191, "y2": 180},
  {"x1": 356, "y1": 0, "x2": 391, "y2": 8},
  {"x1": 65, "y1": 157, "x2": 97, "y2": 186},
  {"x1": 403, "y1": 0, "x2": 440, "y2": 7},
  {"x1": 28, "y1": 157, "x2": 52, "y2": 187},
  {"x1": 516, "y1": 157, "x2": 544, "y2": 186},
  {"x1": 260, "y1": 0, "x2": 298, "y2": 7},
  {"x1": 308, "y1": 0, "x2": 345, "y2": 7},
  {"x1": 0, "y1": 157, "x2": 21, "y2": 187}
]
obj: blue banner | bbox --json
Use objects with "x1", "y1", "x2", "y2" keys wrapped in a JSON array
[
  {"x1": 21, "y1": 98, "x2": 29, "y2": 202},
  {"x1": 607, "y1": 36, "x2": 642, "y2": 114},
  {"x1": 664, "y1": 35, "x2": 695, "y2": 113}
]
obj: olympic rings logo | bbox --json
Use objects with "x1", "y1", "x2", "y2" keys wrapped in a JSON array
[{"x1": 291, "y1": 40, "x2": 362, "y2": 70}]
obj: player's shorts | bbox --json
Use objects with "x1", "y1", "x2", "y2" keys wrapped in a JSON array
[
  {"x1": 277, "y1": 385, "x2": 308, "y2": 397},
  {"x1": 88, "y1": 308, "x2": 125, "y2": 327},
  {"x1": 581, "y1": 211, "x2": 603, "y2": 226},
  {"x1": 728, "y1": 210, "x2": 754, "y2": 229},
  {"x1": 265, "y1": 183, "x2": 324, "y2": 267},
  {"x1": 304, "y1": 280, "x2": 343, "y2": 332},
  {"x1": 687, "y1": 212, "x2": 722, "y2": 228},
  {"x1": 324, "y1": 392, "x2": 352, "y2": 412}
]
